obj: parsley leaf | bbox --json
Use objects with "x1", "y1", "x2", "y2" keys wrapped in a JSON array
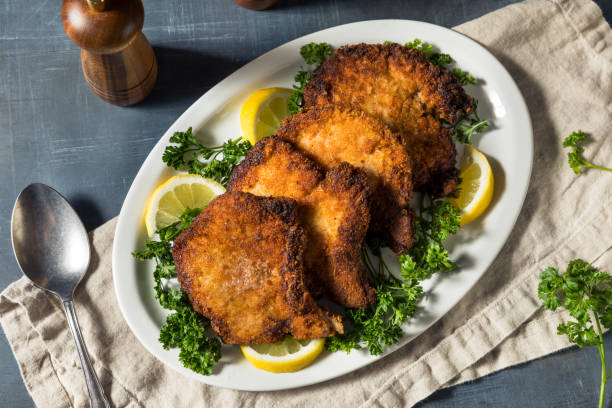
[
  {"x1": 400, "y1": 200, "x2": 460, "y2": 283},
  {"x1": 289, "y1": 42, "x2": 333, "y2": 115},
  {"x1": 538, "y1": 259, "x2": 612, "y2": 408},
  {"x1": 289, "y1": 70, "x2": 311, "y2": 115},
  {"x1": 452, "y1": 68, "x2": 477, "y2": 85},
  {"x1": 159, "y1": 308, "x2": 222, "y2": 375},
  {"x1": 431, "y1": 53, "x2": 453, "y2": 67},
  {"x1": 162, "y1": 127, "x2": 252, "y2": 186},
  {"x1": 563, "y1": 130, "x2": 612, "y2": 174},
  {"x1": 133, "y1": 208, "x2": 222, "y2": 375},
  {"x1": 405, "y1": 38, "x2": 436, "y2": 59},
  {"x1": 454, "y1": 118, "x2": 488, "y2": 145},
  {"x1": 300, "y1": 42, "x2": 332, "y2": 66},
  {"x1": 442, "y1": 98, "x2": 488, "y2": 144},
  {"x1": 327, "y1": 199, "x2": 460, "y2": 355}
]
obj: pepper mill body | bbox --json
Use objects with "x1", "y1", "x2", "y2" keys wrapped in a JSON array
[{"x1": 62, "y1": 0, "x2": 157, "y2": 106}]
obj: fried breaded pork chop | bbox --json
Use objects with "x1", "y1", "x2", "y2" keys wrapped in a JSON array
[
  {"x1": 303, "y1": 43, "x2": 473, "y2": 196},
  {"x1": 227, "y1": 137, "x2": 375, "y2": 308},
  {"x1": 276, "y1": 105, "x2": 414, "y2": 254},
  {"x1": 173, "y1": 191, "x2": 342, "y2": 344}
]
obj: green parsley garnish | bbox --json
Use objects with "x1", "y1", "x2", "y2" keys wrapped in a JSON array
[
  {"x1": 446, "y1": 99, "x2": 489, "y2": 144},
  {"x1": 300, "y1": 42, "x2": 332, "y2": 66},
  {"x1": 327, "y1": 199, "x2": 460, "y2": 354},
  {"x1": 400, "y1": 200, "x2": 460, "y2": 281},
  {"x1": 452, "y1": 68, "x2": 477, "y2": 86},
  {"x1": 162, "y1": 127, "x2": 252, "y2": 186},
  {"x1": 439, "y1": 98, "x2": 488, "y2": 145},
  {"x1": 325, "y1": 239, "x2": 423, "y2": 355},
  {"x1": 288, "y1": 42, "x2": 333, "y2": 115},
  {"x1": 133, "y1": 208, "x2": 222, "y2": 375},
  {"x1": 563, "y1": 130, "x2": 612, "y2": 174},
  {"x1": 539, "y1": 259, "x2": 612, "y2": 408},
  {"x1": 288, "y1": 70, "x2": 312, "y2": 115}
]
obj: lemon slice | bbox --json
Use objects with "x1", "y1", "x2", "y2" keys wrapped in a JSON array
[
  {"x1": 450, "y1": 145, "x2": 494, "y2": 226},
  {"x1": 240, "y1": 87, "x2": 293, "y2": 145},
  {"x1": 241, "y1": 337, "x2": 325, "y2": 373},
  {"x1": 144, "y1": 174, "x2": 225, "y2": 236}
]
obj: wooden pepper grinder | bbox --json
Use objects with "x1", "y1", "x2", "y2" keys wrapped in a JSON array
[{"x1": 62, "y1": 0, "x2": 157, "y2": 106}]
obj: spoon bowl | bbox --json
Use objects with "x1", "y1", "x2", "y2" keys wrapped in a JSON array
[
  {"x1": 11, "y1": 183, "x2": 110, "y2": 408},
  {"x1": 11, "y1": 183, "x2": 90, "y2": 300}
]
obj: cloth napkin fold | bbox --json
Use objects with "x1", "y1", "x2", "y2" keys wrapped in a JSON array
[{"x1": 2, "y1": 0, "x2": 611, "y2": 406}]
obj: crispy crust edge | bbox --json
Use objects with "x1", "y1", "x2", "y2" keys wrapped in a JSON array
[{"x1": 321, "y1": 162, "x2": 376, "y2": 307}]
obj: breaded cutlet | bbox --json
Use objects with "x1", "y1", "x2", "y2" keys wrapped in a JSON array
[{"x1": 173, "y1": 191, "x2": 342, "y2": 344}]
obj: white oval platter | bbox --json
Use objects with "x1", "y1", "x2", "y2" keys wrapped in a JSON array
[{"x1": 112, "y1": 19, "x2": 533, "y2": 391}]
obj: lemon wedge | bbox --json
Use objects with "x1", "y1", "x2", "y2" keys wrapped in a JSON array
[
  {"x1": 450, "y1": 145, "x2": 494, "y2": 226},
  {"x1": 144, "y1": 174, "x2": 225, "y2": 236},
  {"x1": 240, "y1": 87, "x2": 293, "y2": 145},
  {"x1": 241, "y1": 337, "x2": 325, "y2": 373}
]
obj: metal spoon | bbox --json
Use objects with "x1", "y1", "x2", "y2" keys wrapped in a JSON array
[{"x1": 11, "y1": 183, "x2": 110, "y2": 408}]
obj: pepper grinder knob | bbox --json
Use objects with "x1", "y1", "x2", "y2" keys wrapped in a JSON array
[{"x1": 62, "y1": 0, "x2": 158, "y2": 106}]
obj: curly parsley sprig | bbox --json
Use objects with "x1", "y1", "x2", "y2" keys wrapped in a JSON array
[
  {"x1": 300, "y1": 42, "x2": 333, "y2": 66},
  {"x1": 539, "y1": 259, "x2": 612, "y2": 408},
  {"x1": 452, "y1": 68, "x2": 477, "y2": 86},
  {"x1": 133, "y1": 208, "x2": 222, "y2": 375},
  {"x1": 327, "y1": 200, "x2": 460, "y2": 354},
  {"x1": 288, "y1": 42, "x2": 332, "y2": 115},
  {"x1": 563, "y1": 130, "x2": 612, "y2": 174},
  {"x1": 162, "y1": 127, "x2": 252, "y2": 186},
  {"x1": 400, "y1": 200, "x2": 460, "y2": 283},
  {"x1": 326, "y1": 240, "x2": 424, "y2": 355}
]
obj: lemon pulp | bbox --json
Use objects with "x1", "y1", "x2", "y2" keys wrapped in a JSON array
[
  {"x1": 241, "y1": 337, "x2": 325, "y2": 373},
  {"x1": 144, "y1": 174, "x2": 225, "y2": 236},
  {"x1": 240, "y1": 87, "x2": 293, "y2": 145},
  {"x1": 450, "y1": 145, "x2": 494, "y2": 226}
]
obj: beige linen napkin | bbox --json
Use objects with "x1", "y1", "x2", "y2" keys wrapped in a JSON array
[{"x1": 2, "y1": 0, "x2": 611, "y2": 406}]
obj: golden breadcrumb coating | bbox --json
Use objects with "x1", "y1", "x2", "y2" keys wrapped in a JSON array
[{"x1": 173, "y1": 191, "x2": 342, "y2": 344}]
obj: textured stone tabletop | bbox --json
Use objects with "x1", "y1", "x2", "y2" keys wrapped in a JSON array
[{"x1": 1, "y1": 0, "x2": 611, "y2": 406}]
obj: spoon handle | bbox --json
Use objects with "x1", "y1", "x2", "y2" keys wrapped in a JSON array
[{"x1": 63, "y1": 300, "x2": 110, "y2": 408}]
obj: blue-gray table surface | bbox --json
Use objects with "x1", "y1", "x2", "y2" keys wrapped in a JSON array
[{"x1": 2, "y1": 0, "x2": 612, "y2": 406}]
